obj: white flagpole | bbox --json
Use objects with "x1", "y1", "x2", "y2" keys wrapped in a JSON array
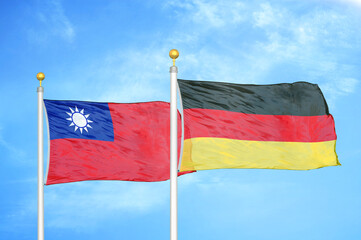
[
  {"x1": 37, "y1": 72, "x2": 45, "y2": 240},
  {"x1": 169, "y1": 49, "x2": 179, "y2": 240}
]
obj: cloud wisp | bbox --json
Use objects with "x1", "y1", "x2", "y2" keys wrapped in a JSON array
[
  {"x1": 62, "y1": 0, "x2": 360, "y2": 106},
  {"x1": 163, "y1": 0, "x2": 360, "y2": 101},
  {"x1": 5, "y1": 181, "x2": 169, "y2": 231},
  {"x1": 28, "y1": 0, "x2": 75, "y2": 43},
  {"x1": 44, "y1": 181, "x2": 168, "y2": 229},
  {"x1": 0, "y1": 127, "x2": 26, "y2": 162}
]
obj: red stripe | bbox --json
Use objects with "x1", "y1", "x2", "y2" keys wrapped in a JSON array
[
  {"x1": 47, "y1": 138, "x2": 188, "y2": 185},
  {"x1": 183, "y1": 108, "x2": 336, "y2": 142}
]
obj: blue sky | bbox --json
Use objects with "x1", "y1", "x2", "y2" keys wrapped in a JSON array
[{"x1": 1, "y1": 0, "x2": 361, "y2": 239}]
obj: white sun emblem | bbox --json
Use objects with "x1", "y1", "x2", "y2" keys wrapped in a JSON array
[{"x1": 66, "y1": 106, "x2": 93, "y2": 134}]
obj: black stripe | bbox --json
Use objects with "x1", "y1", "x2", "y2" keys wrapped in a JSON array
[{"x1": 178, "y1": 79, "x2": 329, "y2": 116}]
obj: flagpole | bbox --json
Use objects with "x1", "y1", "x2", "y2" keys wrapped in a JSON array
[
  {"x1": 169, "y1": 49, "x2": 179, "y2": 240},
  {"x1": 37, "y1": 72, "x2": 45, "y2": 240}
]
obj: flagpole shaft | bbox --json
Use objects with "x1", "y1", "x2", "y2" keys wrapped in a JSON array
[
  {"x1": 170, "y1": 65, "x2": 178, "y2": 240},
  {"x1": 37, "y1": 85, "x2": 44, "y2": 240}
]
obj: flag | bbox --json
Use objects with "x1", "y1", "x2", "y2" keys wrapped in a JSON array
[
  {"x1": 44, "y1": 100, "x2": 186, "y2": 185},
  {"x1": 177, "y1": 79, "x2": 340, "y2": 172}
]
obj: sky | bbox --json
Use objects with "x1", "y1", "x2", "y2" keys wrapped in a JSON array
[{"x1": 1, "y1": 0, "x2": 361, "y2": 239}]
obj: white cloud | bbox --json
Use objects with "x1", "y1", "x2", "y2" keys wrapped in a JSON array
[
  {"x1": 320, "y1": 77, "x2": 359, "y2": 107},
  {"x1": 90, "y1": 0, "x2": 360, "y2": 107},
  {"x1": 249, "y1": 3, "x2": 361, "y2": 104},
  {"x1": 89, "y1": 48, "x2": 171, "y2": 103},
  {"x1": 4, "y1": 173, "x2": 198, "y2": 231},
  {"x1": 178, "y1": 171, "x2": 294, "y2": 222},
  {"x1": 338, "y1": 78, "x2": 358, "y2": 93},
  {"x1": 55, "y1": 0, "x2": 356, "y2": 106},
  {"x1": 333, "y1": 0, "x2": 361, "y2": 7},
  {"x1": 15, "y1": 181, "x2": 169, "y2": 230},
  {"x1": 253, "y1": 2, "x2": 283, "y2": 27},
  {"x1": 29, "y1": 0, "x2": 75, "y2": 43},
  {"x1": 33, "y1": 175, "x2": 200, "y2": 230},
  {"x1": 0, "y1": 127, "x2": 26, "y2": 161},
  {"x1": 165, "y1": 0, "x2": 246, "y2": 28}
]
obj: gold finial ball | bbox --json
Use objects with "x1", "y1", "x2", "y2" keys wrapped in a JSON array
[
  {"x1": 169, "y1": 49, "x2": 179, "y2": 60},
  {"x1": 36, "y1": 72, "x2": 45, "y2": 81}
]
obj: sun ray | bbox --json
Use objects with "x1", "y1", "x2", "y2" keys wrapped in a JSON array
[{"x1": 66, "y1": 105, "x2": 93, "y2": 134}]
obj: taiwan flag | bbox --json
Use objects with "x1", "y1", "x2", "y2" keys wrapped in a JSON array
[{"x1": 44, "y1": 100, "x2": 186, "y2": 185}]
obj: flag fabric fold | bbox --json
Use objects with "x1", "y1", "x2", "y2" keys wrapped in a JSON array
[
  {"x1": 177, "y1": 79, "x2": 340, "y2": 172},
  {"x1": 44, "y1": 100, "x2": 186, "y2": 185}
]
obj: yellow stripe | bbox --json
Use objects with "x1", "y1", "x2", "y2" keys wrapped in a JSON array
[{"x1": 180, "y1": 138, "x2": 339, "y2": 171}]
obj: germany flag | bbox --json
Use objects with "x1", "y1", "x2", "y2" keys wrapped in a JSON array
[{"x1": 178, "y1": 79, "x2": 340, "y2": 172}]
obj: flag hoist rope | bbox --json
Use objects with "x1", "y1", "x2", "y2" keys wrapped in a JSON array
[
  {"x1": 37, "y1": 72, "x2": 45, "y2": 240},
  {"x1": 169, "y1": 49, "x2": 179, "y2": 240}
]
